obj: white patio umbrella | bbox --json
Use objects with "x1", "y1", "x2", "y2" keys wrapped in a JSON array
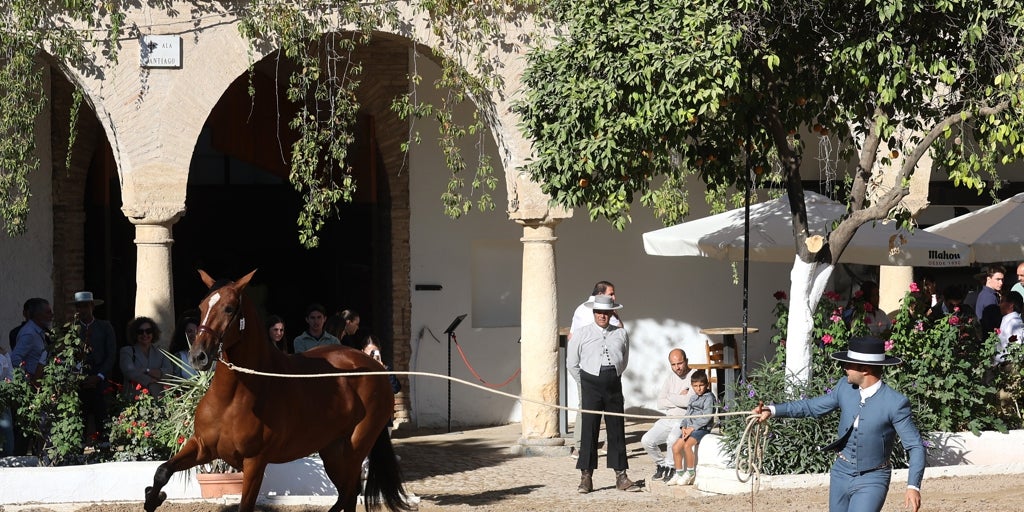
[
  {"x1": 643, "y1": 191, "x2": 970, "y2": 267},
  {"x1": 924, "y1": 192, "x2": 1024, "y2": 264}
]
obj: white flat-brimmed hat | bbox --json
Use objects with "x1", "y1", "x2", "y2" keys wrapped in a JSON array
[
  {"x1": 69, "y1": 291, "x2": 104, "y2": 306},
  {"x1": 831, "y1": 336, "x2": 902, "y2": 366},
  {"x1": 585, "y1": 295, "x2": 622, "y2": 311}
]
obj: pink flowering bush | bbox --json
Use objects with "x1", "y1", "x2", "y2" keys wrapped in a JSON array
[{"x1": 888, "y1": 287, "x2": 1012, "y2": 432}]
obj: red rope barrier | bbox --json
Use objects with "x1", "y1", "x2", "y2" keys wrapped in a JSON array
[{"x1": 452, "y1": 339, "x2": 521, "y2": 388}]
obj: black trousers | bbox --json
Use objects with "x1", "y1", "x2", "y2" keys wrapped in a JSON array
[{"x1": 576, "y1": 367, "x2": 628, "y2": 471}]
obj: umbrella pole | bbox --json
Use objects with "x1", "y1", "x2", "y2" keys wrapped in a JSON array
[{"x1": 742, "y1": 162, "x2": 750, "y2": 382}]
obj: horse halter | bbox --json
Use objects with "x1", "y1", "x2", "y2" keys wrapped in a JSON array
[{"x1": 196, "y1": 292, "x2": 246, "y2": 362}]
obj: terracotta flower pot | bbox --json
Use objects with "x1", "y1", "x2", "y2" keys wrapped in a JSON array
[{"x1": 196, "y1": 472, "x2": 244, "y2": 498}]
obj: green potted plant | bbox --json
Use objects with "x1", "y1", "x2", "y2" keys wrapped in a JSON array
[{"x1": 160, "y1": 355, "x2": 243, "y2": 498}]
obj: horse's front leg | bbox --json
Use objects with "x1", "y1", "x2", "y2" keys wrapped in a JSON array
[
  {"x1": 237, "y1": 457, "x2": 270, "y2": 512},
  {"x1": 145, "y1": 437, "x2": 212, "y2": 512}
]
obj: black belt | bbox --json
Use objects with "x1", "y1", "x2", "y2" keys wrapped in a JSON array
[{"x1": 600, "y1": 365, "x2": 617, "y2": 371}]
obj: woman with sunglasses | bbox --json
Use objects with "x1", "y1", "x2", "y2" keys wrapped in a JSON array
[{"x1": 119, "y1": 316, "x2": 172, "y2": 397}]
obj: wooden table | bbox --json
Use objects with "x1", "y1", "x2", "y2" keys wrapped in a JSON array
[{"x1": 699, "y1": 327, "x2": 759, "y2": 403}]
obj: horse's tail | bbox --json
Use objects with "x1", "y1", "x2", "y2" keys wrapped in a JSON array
[{"x1": 364, "y1": 429, "x2": 411, "y2": 512}]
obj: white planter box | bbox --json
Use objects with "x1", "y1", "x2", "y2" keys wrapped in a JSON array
[
  {"x1": 695, "y1": 430, "x2": 1024, "y2": 495},
  {"x1": 0, "y1": 457, "x2": 338, "y2": 505}
]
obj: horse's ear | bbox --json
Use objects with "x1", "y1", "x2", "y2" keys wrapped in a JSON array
[
  {"x1": 235, "y1": 269, "x2": 258, "y2": 290},
  {"x1": 198, "y1": 269, "x2": 216, "y2": 289}
]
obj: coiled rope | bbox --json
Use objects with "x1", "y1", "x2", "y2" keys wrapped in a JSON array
[{"x1": 218, "y1": 358, "x2": 767, "y2": 483}]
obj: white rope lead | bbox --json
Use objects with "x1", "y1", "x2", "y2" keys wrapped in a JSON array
[
  {"x1": 218, "y1": 359, "x2": 751, "y2": 421},
  {"x1": 220, "y1": 359, "x2": 769, "y2": 484}
]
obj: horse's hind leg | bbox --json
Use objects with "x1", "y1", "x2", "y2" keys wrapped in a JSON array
[
  {"x1": 320, "y1": 440, "x2": 363, "y2": 512},
  {"x1": 145, "y1": 437, "x2": 211, "y2": 512}
]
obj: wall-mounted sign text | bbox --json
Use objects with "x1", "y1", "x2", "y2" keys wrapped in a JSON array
[{"x1": 140, "y1": 35, "x2": 182, "y2": 69}]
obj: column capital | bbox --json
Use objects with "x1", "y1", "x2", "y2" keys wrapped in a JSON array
[{"x1": 122, "y1": 205, "x2": 184, "y2": 226}]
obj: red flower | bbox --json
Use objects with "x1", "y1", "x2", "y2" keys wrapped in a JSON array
[
  {"x1": 135, "y1": 383, "x2": 143, "y2": 391},
  {"x1": 824, "y1": 291, "x2": 842, "y2": 301},
  {"x1": 864, "y1": 303, "x2": 874, "y2": 312},
  {"x1": 132, "y1": 421, "x2": 137, "y2": 427},
  {"x1": 822, "y1": 334, "x2": 834, "y2": 345},
  {"x1": 141, "y1": 388, "x2": 150, "y2": 395},
  {"x1": 177, "y1": 436, "x2": 185, "y2": 444},
  {"x1": 909, "y1": 282, "x2": 920, "y2": 293},
  {"x1": 773, "y1": 291, "x2": 787, "y2": 300},
  {"x1": 54, "y1": 357, "x2": 62, "y2": 364},
  {"x1": 854, "y1": 290, "x2": 864, "y2": 298},
  {"x1": 144, "y1": 430, "x2": 152, "y2": 438},
  {"x1": 949, "y1": 315, "x2": 960, "y2": 326},
  {"x1": 139, "y1": 421, "x2": 147, "y2": 428}
]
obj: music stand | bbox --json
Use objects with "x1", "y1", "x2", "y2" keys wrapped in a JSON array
[{"x1": 444, "y1": 314, "x2": 467, "y2": 433}]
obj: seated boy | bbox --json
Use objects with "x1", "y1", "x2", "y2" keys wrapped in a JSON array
[{"x1": 666, "y1": 370, "x2": 716, "y2": 485}]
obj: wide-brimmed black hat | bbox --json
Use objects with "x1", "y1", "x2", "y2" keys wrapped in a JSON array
[{"x1": 831, "y1": 336, "x2": 902, "y2": 366}]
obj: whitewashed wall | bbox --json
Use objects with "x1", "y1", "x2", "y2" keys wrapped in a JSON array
[
  {"x1": 407, "y1": 56, "x2": 793, "y2": 428},
  {"x1": 0, "y1": 69, "x2": 55, "y2": 346}
]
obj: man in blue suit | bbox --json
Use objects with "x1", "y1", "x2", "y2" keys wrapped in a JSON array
[{"x1": 753, "y1": 336, "x2": 924, "y2": 512}]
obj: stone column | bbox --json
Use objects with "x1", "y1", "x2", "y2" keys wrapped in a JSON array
[
  {"x1": 880, "y1": 266, "x2": 913, "y2": 317},
  {"x1": 131, "y1": 216, "x2": 181, "y2": 345},
  {"x1": 513, "y1": 220, "x2": 565, "y2": 455}
]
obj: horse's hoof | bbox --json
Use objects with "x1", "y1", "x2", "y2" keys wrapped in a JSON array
[{"x1": 144, "y1": 487, "x2": 167, "y2": 512}]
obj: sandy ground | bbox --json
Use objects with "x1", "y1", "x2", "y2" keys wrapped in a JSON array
[
  {"x1": 5, "y1": 421, "x2": 1024, "y2": 511},
  {"x1": 12, "y1": 475, "x2": 1024, "y2": 512}
]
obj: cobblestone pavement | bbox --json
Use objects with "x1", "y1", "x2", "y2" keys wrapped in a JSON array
[{"x1": 392, "y1": 420, "x2": 703, "y2": 511}]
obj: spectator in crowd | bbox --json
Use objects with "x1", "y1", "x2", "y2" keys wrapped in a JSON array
[
  {"x1": 119, "y1": 316, "x2": 172, "y2": 397},
  {"x1": 293, "y1": 303, "x2": 340, "y2": 353},
  {"x1": 167, "y1": 316, "x2": 199, "y2": 378},
  {"x1": 71, "y1": 291, "x2": 117, "y2": 443},
  {"x1": 641, "y1": 348, "x2": 697, "y2": 481},
  {"x1": 12, "y1": 298, "x2": 53, "y2": 381},
  {"x1": 336, "y1": 309, "x2": 365, "y2": 350},
  {"x1": 975, "y1": 265, "x2": 1006, "y2": 335},
  {"x1": 567, "y1": 294, "x2": 641, "y2": 493},
  {"x1": 1, "y1": 341, "x2": 14, "y2": 455},
  {"x1": 567, "y1": 280, "x2": 620, "y2": 457},
  {"x1": 844, "y1": 281, "x2": 891, "y2": 337},
  {"x1": 1011, "y1": 262, "x2": 1024, "y2": 299},
  {"x1": 928, "y1": 284, "x2": 969, "y2": 322},
  {"x1": 266, "y1": 315, "x2": 289, "y2": 353},
  {"x1": 996, "y1": 291, "x2": 1024, "y2": 365}
]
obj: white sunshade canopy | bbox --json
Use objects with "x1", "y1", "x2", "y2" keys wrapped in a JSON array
[
  {"x1": 643, "y1": 191, "x2": 970, "y2": 267},
  {"x1": 924, "y1": 192, "x2": 1024, "y2": 264}
]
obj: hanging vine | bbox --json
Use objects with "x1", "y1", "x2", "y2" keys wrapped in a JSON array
[{"x1": 2, "y1": 0, "x2": 549, "y2": 247}]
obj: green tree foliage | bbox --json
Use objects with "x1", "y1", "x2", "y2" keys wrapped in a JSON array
[
  {"x1": 1, "y1": 0, "x2": 124, "y2": 236},
  {"x1": 519, "y1": 0, "x2": 1024, "y2": 255}
]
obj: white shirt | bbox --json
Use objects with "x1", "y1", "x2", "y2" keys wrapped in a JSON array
[{"x1": 996, "y1": 311, "x2": 1024, "y2": 364}]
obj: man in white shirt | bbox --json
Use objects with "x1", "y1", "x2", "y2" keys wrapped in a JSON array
[
  {"x1": 641, "y1": 348, "x2": 697, "y2": 481},
  {"x1": 996, "y1": 291, "x2": 1024, "y2": 365}
]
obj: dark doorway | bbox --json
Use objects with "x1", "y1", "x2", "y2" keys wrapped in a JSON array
[{"x1": 173, "y1": 69, "x2": 392, "y2": 351}]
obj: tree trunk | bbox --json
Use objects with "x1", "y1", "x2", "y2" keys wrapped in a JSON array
[{"x1": 784, "y1": 256, "x2": 834, "y2": 386}]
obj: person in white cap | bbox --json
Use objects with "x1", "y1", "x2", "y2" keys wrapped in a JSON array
[
  {"x1": 567, "y1": 294, "x2": 641, "y2": 493},
  {"x1": 71, "y1": 291, "x2": 117, "y2": 443},
  {"x1": 753, "y1": 336, "x2": 925, "y2": 512}
]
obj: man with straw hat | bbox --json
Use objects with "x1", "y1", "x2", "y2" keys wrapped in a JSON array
[
  {"x1": 753, "y1": 336, "x2": 925, "y2": 512},
  {"x1": 70, "y1": 291, "x2": 117, "y2": 443},
  {"x1": 567, "y1": 294, "x2": 642, "y2": 493}
]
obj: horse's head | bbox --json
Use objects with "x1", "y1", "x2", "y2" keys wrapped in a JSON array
[{"x1": 191, "y1": 269, "x2": 257, "y2": 371}]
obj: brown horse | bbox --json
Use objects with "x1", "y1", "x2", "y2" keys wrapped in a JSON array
[{"x1": 144, "y1": 270, "x2": 408, "y2": 512}]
